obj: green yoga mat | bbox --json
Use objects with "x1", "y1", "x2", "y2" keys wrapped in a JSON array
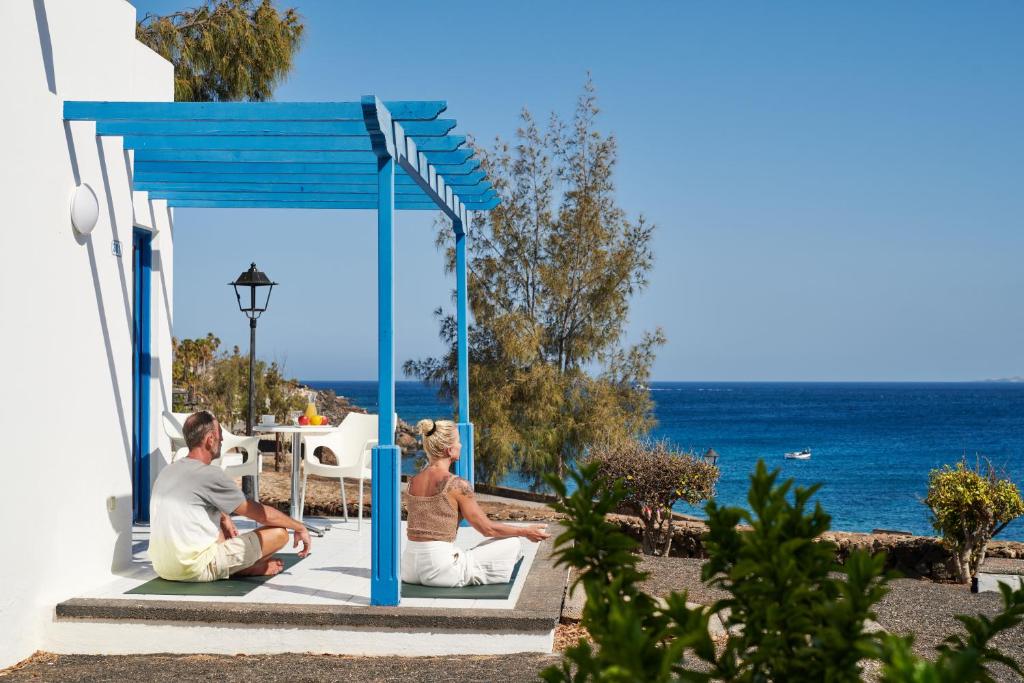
[
  {"x1": 126, "y1": 553, "x2": 303, "y2": 597},
  {"x1": 401, "y1": 557, "x2": 524, "y2": 599}
]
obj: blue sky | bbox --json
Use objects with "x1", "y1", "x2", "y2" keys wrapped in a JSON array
[{"x1": 132, "y1": 1, "x2": 1024, "y2": 381}]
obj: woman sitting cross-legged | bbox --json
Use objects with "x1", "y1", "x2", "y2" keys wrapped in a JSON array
[{"x1": 402, "y1": 418, "x2": 550, "y2": 587}]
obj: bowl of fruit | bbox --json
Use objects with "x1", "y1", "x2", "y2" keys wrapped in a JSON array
[{"x1": 297, "y1": 403, "x2": 329, "y2": 427}]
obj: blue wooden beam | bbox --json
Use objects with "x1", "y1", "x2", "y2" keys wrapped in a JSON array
[
  {"x1": 386, "y1": 100, "x2": 447, "y2": 121},
  {"x1": 420, "y1": 149, "x2": 473, "y2": 165},
  {"x1": 132, "y1": 149, "x2": 466, "y2": 165},
  {"x1": 168, "y1": 199, "x2": 379, "y2": 209},
  {"x1": 66, "y1": 101, "x2": 365, "y2": 121},
  {"x1": 136, "y1": 182, "x2": 433, "y2": 196},
  {"x1": 429, "y1": 171, "x2": 486, "y2": 186},
  {"x1": 136, "y1": 181, "x2": 487, "y2": 202},
  {"x1": 134, "y1": 171, "x2": 381, "y2": 184},
  {"x1": 98, "y1": 120, "x2": 371, "y2": 136},
  {"x1": 153, "y1": 191, "x2": 373, "y2": 201},
  {"x1": 461, "y1": 197, "x2": 500, "y2": 210},
  {"x1": 453, "y1": 183, "x2": 495, "y2": 197},
  {"x1": 410, "y1": 135, "x2": 465, "y2": 152},
  {"x1": 125, "y1": 134, "x2": 463, "y2": 153},
  {"x1": 134, "y1": 150, "x2": 377, "y2": 163},
  {"x1": 139, "y1": 182, "x2": 375, "y2": 194},
  {"x1": 132, "y1": 171, "x2": 488, "y2": 188},
  {"x1": 129, "y1": 138, "x2": 471, "y2": 165},
  {"x1": 361, "y1": 95, "x2": 395, "y2": 158},
  {"x1": 64, "y1": 100, "x2": 446, "y2": 121},
  {"x1": 124, "y1": 135, "x2": 375, "y2": 151},
  {"x1": 135, "y1": 157, "x2": 479, "y2": 176},
  {"x1": 165, "y1": 198, "x2": 451, "y2": 210},
  {"x1": 464, "y1": 191, "x2": 499, "y2": 203},
  {"x1": 133, "y1": 161, "x2": 380, "y2": 175},
  {"x1": 431, "y1": 159, "x2": 481, "y2": 175},
  {"x1": 101, "y1": 119, "x2": 457, "y2": 137},
  {"x1": 400, "y1": 120, "x2": 458, "y2": 136}
]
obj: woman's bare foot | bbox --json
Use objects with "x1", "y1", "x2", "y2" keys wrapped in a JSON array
[{"x1": 233, "y1": 556, "x2": 285, "y2": 577}]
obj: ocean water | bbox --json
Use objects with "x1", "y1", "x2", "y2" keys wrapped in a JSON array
[{"x1": 303, "y1": 380, "x2": 1024, "y2": 541}]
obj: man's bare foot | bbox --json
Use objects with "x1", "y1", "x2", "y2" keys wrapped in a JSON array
[{"x1": 232, "y1": 557, "x2": 285, "y2": 577}]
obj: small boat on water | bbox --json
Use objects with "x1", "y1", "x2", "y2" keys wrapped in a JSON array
[{"x1": 784, "y1": 449, "x2": 812, "y2": 460}]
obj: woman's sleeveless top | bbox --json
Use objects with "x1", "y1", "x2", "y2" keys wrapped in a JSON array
[{"x1": 406, "y1": 475, "x2": 460, "y2": 543}]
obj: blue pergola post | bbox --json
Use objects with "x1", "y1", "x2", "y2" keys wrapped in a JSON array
[
  {"x1": 370, "y1": 154, "x2": 401, "y2": 606},
  {"x1": 454, "y1": 216, "x2": 474, "y2": 485}
]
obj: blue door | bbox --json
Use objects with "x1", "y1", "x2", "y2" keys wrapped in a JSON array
[{"x1": 132, "y1": 229, "x2": 153, "y2": 523}]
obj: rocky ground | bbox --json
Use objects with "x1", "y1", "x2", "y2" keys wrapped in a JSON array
[{"x1": 0, "y1": 652, "x2": 560, "y2": 682}]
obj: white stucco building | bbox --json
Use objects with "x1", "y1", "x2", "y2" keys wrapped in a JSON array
[{"x1": 0, "y1": 1, "x2": 175, "y2": 668}]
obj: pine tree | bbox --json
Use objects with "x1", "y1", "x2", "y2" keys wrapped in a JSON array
[
  {"x1": 136, "y1": 0, "x2": 303, "y2": 102},
  {"x1": 405, "y1": 78, "x2": 665, "y2": 486}
]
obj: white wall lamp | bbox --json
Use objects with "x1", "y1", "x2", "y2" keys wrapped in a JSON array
[{"x1": 70, "y1": 183, "x2": 99, "y2": 236}]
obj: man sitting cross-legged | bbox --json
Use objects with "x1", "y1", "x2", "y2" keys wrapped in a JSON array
[{"x1": 149, "y1": 410, "x2": 312, "y2": 582}]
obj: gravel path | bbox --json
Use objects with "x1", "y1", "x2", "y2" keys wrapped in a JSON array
[
  {"x1": 635, "y1": 556, "x2": 1024, "y2": 681},
  {"x1": 637, "y1": 556, "x2": 729, "y2": 605},
  {"x1": 873, "y1": 578, "x2": 1023, "y2": 679},
  {"x1": 1, "y1": 653, "x2": 560, "y2": 682}
]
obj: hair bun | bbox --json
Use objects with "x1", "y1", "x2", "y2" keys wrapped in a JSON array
[{"x1": 416, "y1": 418, "x2": 435, "y2": 437}]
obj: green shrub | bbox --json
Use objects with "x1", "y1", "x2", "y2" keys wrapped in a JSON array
[
  {"x1": 542, "y1": 460, "x2": 1024, "y2": 683},
  {"x1": 925, "y1": 458, "x2": 1024, "y2": 584},
  {"x1": 587, "y1": 439, "x2": 719, "y2": 556}
]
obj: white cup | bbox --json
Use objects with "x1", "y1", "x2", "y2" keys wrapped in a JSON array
[{"x1": 260, "y1": 414, "x2": 275, "y2": 426}]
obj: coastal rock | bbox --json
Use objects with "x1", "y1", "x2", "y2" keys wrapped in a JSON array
[
  {"x1": 312, "y1": 388, "x2": 367, "y2": 426},
  {"x1": 303, "y1": 388, "x2": 417, "y2": 454},
  {"x1": 396, "y1": 419, "x2": 419, "y2": 453}
]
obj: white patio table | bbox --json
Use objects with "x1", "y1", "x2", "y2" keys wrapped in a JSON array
[{"x1": 253, "y1": 423, "x2": 339, "y2": 537}]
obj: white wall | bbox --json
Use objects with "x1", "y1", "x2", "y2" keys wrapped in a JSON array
[{"x1": 0, "y1": 0, "x2": 173, "y2": 668}]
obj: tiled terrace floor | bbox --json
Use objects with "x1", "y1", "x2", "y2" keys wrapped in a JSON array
[{"x1": 82, "y1": 517, "x2": 540, "y2": 610}]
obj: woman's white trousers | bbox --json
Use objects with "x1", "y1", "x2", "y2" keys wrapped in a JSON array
[{"x1": 401, "y1": 537, "x2": 523, "y2": 587}]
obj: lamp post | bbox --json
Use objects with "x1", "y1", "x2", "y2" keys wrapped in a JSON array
[{"x1": 230, "y1": 262, "x2": 277, "y2": 500}]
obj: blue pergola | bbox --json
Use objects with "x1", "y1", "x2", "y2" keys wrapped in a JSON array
[{"x1": 64, "y1": 96, "x2": 496, "y2": 606}]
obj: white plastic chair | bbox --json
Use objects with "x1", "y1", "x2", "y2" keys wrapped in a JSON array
[
  {"x1": 161, "y1": 410, "x2": 191, "y2": 462},
  {"x1": 299, "y1": 412, "x2": 382, "y2": 529},
  {"x1": 219, "y1": 427, "x2": 261, "y2": 487},
  {"x1": 161, "y1": 410, "x2": 261, "y2": 487}
]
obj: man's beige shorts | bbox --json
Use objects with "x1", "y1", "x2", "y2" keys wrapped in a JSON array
[{"x1": 190, "y1": 531, "x2": 263, "y2": 582}]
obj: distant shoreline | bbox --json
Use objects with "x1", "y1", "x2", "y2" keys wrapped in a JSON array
[{"x1": 303, "y1": 378, "x2": 1024, "y2": 385}]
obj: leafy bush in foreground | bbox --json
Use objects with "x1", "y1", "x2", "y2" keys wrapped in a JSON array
[
  {"x1": 542, "y1": 461, "x2": 1024, "y2": 682},
  {"x1": 925, "y1": 458, "x2": 1024, "y2": 584},
  {"x1": 587, "y1": 439, "x2": 719, "y2": 556}
]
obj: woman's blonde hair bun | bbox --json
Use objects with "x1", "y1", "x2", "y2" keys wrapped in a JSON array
[
  {"x1": 416, "y1": 418, "x2": 458, "y2": 461},
  {"x1": 415, "y1": 418, "x2": 436, "y2": 437}
]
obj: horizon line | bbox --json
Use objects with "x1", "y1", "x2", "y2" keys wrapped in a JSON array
[{"x1": 297, "y1": 378, "x2": 1024, "y2": 384}]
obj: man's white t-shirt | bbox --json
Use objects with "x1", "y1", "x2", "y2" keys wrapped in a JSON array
[{"x1": 149, "y1": 458, "x2": 246, "y2": 580}]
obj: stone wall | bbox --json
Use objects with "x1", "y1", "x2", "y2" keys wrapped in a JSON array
[{"x1": 613, "y1": 516, "x2": 1024, "y2": 582}]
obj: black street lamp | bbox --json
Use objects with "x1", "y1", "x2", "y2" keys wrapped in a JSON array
[
  {"x1": 230, "y1": 262, "x2": 277, "y2": 500},
  {"x1": 703, "y1": 448, "x2": 720, "y2": 467}
]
